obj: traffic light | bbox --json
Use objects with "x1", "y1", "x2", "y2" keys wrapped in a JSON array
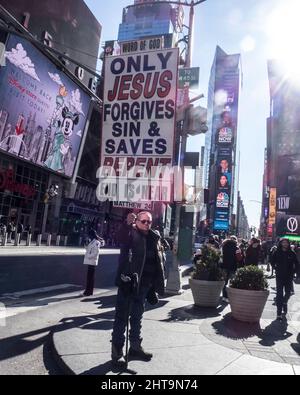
[{"x1": 44, "y1": 184, "x2": 59, "y2": 203}]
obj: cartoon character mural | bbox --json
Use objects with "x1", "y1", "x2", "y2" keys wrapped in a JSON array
[{"x1": 44, "y1": 106, "x2": 79, "y2": 174}]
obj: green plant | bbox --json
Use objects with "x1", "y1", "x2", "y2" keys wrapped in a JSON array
[
  {"x1": 230, "y1": 266, "x2": 269, "y2": 291},
  {"x1": 192, "y1": 245, "x2": 224, "y2": 281}
]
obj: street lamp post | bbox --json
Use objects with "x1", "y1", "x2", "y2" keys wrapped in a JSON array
[
  {"x1": 165, "y1": 0, "x2": 207, "y2": 294},
  {"x1": 123, "y1": 0, "x2": 208, "y2": 294}
]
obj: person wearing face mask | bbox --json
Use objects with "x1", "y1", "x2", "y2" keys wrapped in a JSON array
[
  {"x1": 271, "y1": 238, "x2": 299, "y2": 320},
  {"x1": 245, "y1": 237, "x2": 263, "y2": 267}
]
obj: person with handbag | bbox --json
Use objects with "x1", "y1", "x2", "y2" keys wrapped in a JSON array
[{"x1": 81, "y1": 229, "x2": 105, "y2": 297}]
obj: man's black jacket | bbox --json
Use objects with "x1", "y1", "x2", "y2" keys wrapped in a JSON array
[{"x1": 115, "y1": 228, "x2": 165, "y2": 296}]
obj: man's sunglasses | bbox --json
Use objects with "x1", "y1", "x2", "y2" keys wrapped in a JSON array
[{"x1": 139, "y1": 220, "x2": 152, "y2": 225}]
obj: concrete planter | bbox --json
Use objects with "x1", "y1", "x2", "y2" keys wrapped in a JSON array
[
  {"x1": 228, "y1": 287, "x2": 269, "y2": 323},
  {"x1": 189, "y1": 278, "x2": 225, "y2": 308}
]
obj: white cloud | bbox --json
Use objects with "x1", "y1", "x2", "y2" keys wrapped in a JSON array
[
  {"x1": 69, "y1": 89, "x2": 85, "y2": 115},
  {"x1": 5, "y1": 43, "x2": 40, "y2": 81},
  {"x1": 48, "y1": 72, "x2": 63, "y2": 85}
]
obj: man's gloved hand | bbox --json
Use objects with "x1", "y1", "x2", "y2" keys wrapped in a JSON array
[{"x1": 120, "y1": 273, "x2": 139, "y2": 296}]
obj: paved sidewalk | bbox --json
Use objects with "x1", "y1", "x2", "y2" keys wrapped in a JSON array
[{"x1": 51, "y1": 276, "x2": 300, "y2": 375}]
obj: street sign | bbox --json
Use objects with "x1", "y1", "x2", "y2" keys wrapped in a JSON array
[
  {"x1": 121, "y1": 37, "x2": 164, "y2": 54},
  {"x1": 179, "y1": 67, "x2": 200, "y2": 89}
]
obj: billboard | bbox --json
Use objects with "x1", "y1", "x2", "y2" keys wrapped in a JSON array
[
  {"x1": 276, "y1": 212, "x2": 300, "y2": 237},
  {"x1": 0, "y1": 34, "x2": 91, "y2": 178},
  {"x1": 212, "y1": 50, "x2": 240, "y2": 232},
  {"x1": 268, "y1": 187, "x2": 277, "y2": 225},
  {"x1": 268, "y1": 64, "x2": 300, "y2": 218},
  {"x1": 101, "y1": 48, "x2": 178, "y2": 203}
]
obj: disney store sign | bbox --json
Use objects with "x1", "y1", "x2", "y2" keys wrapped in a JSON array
[{"x1": 0, "y1": 168, "x2": 36, "y2": 198}]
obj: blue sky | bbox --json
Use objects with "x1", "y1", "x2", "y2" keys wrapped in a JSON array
[{"x1": 84, "y1": 0, "x2": 286, "y2": 229}]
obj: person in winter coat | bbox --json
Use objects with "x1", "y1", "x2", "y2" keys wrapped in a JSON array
[
  {"x1": 208, "y1": 235, "x2": 220, "y2": 250},
  {"x1": 111, "y1": 211, "x2": 165, "y2": 367},
  {"x1": 81, "y1": 229, "x2": 105, "y2": 297},
  {"x1": 271, "y1": 238, "x2": 299, "y2": 320},
  {"x1": 221, "y1": 238, "x2": 239, "y2": 300},
  {"x1": 245, "y1": 238, "x2": 263, "y2": 266},
  {"x1": 269, "y1": 245, "x2": 277, "y2": 277}
]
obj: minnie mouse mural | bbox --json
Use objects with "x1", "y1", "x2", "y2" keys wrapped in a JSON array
[{"x1": 44, "y1": 106, "x2": 79, "y2": 174}]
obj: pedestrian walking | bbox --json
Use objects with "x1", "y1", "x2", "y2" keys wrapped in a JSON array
[
  {"x1": 268, "y1": 244, "x2": 277, "y2": 277},
  {"x1": 238, "y1": 239, "x2": 247, "y2": 267},
  {"x1": 7, "y1": 221, "x2": 12, "y2": 243},
  {"x1": 221, "y1": 237, "x2": 239, "y2": 302},
  {"x1": 245, "y1": 237, "x2": 262, "y2": 266},
  {"x1": 111, "y1": 211, "x2": 165, "y2": 368},
  {"x1": 17, "y1": 222, "x2": 24, "y2": 244},
  {"x1": 271, "y1": 238, "x2": 299, "y2": 320},
  {"x1": 81, "y1": 229, "x2": 105, "y2": 297},
  {"x1": 0, "y1": 223, "x2": 6, "y2": 244},
  {"x1": 207, "y1": 234, "x2": 220, "y2": 250}
]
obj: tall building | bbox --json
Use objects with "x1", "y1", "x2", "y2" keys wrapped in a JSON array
[
  {"x1": 0, "y1": 0, "x2": 101, "y2": 91},
  {"x1": 236, "y1": 191, "x2": 250, "y2": 240},
  {"x1": 264, "y1": 60, "x2": 300, "y2": 241},
  {"x1": 204, "y1": 46, "x2": 241, "y2": 234},
  {"x1": 118, "y1": 0, "x2": 181, "y2": 42},
  {"x1": 0, "y1": 0, "x2": 104, "y2": 238}
]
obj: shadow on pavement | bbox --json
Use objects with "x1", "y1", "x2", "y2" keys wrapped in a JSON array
[
  {"x1": 212, "y1": 313, "x2": 262, "y2": 340},
  {"x1": 259, "y1": 319, "x2": 292, "y2": 347},
  {"x1": 0, "y1": 294, "x2": 116, "y2": 365},
  {"x1": 161, "y1": 301, "x2": 228, "y2": 323},
  {"x1": 211, "y1": 313, "x2": 294, "y2": 344},
  {"x1": 80, "y1": 361, "x2": 138, "y2": 376},
  {"x1": 290, "y1": 333, "x2": 300, "y2": 356}
]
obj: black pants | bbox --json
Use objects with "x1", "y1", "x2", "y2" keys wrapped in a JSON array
[
  {"x1": 223, "y1": 270, "x2": 235, "y2": 298},
  {"x1": 84, "y1": 265, "x2": 95, "y2": 295},
  {"x1": 276, "y1": 278, "x2": 293, "y2": 315}
]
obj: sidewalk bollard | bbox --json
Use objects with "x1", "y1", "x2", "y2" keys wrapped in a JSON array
[
  {"x1": 36, "y1": 234, "x2": 42, "y2": 246},
  {"x1": 47, "y1": 234, "x2": 52, "y2": 246},
  {"x1": 14, "y1": 233, "x2": 20, "y2": 246},
  {"x1": 26, "y1": 234, "x2": 31, "y2": 246},
  {"x1": 2, "y1": 233, "x2": 7, "y2": 246},
  {"x1": 56, "y1": 235, "x2": 61, "y2": 246},
  {"x1": 64, "y1": 236, "x2": 68, "y2": 246}
]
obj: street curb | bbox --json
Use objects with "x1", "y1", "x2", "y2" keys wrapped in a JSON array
[{"x1": 49, "y1": 328, "x2": 76, "y2": 376}]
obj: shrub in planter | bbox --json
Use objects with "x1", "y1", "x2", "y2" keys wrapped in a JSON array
[
  {"x1": 230, "y1": 265, "x2": 269, "y2": 291},
  {"x1": 228, "y1": 266, "x2": 269, "y2": 323},
  {"x1": 190, "y1": 245, "x2": 225, "y2": 307},
  {"x1": 192, "y1": 245, "x2": 223, "y2": 282}
]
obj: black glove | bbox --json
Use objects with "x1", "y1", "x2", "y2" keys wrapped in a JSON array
[
  {"x1": 120, "y1": 273, "x2": 139, "y2": 297},
  {"x1": 146, "y1": 287, "x2": 159, "y2": 306}
]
